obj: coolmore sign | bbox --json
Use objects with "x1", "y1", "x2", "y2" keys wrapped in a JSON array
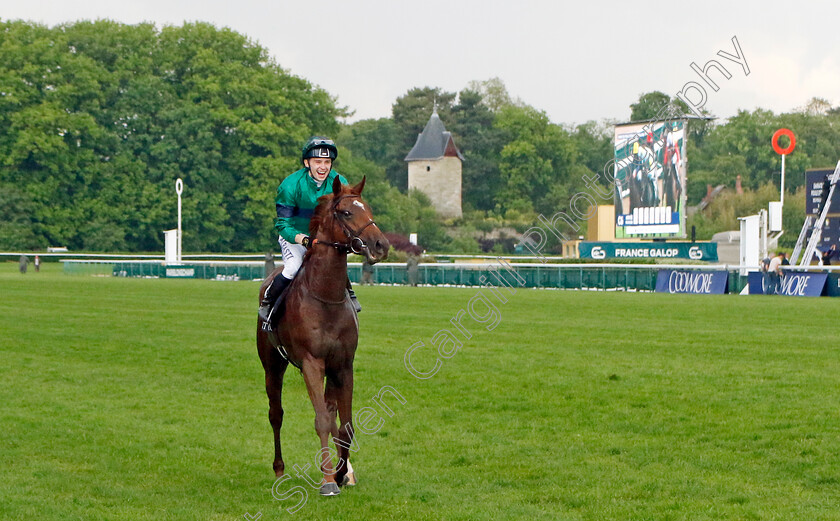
[
  {"x1": 747, "y1": 271, "x2": 827, "y2": 297},
  {"x1": 656, "y1": 270, "x2": 728, "y2": 294},
  {"x1": 580, "y1": 242, "x2": 717, "y2": 261}
]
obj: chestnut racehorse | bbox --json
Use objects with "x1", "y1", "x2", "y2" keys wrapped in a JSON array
[{"x1": 256, "y1": 177, "x2": 389, "y2": 496}]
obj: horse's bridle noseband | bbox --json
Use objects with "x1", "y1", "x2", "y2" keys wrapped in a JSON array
[{"x1": 313, "y1": 194, "x2": 378, "y2": 255}]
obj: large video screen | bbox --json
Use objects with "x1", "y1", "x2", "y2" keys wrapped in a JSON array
[
  {"x1": 806, "y1": 168, "x2": 840, "y2": 216},
  {"x1": 804, "y1": 168, "x2": 840, "y2": 254},
  {"x1": 613, "y1": 120, "x2": 687, "y2": 238}
]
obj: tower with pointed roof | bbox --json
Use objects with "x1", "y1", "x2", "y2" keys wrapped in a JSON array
[{"x1": 405, "y1": 109, "x2": 464, "y2": 218}]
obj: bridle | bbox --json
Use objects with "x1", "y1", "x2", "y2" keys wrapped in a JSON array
[{"x1": 311, "y1": 194, "x2": 378, "y2": 255}]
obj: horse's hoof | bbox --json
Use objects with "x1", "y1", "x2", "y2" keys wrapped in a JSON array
[
  {"x1": 320, "y1": 482, "x2": 340, "y2": 496},
  {"x1": 341, "y1": 472, "x2": 357, "y2": 486}
]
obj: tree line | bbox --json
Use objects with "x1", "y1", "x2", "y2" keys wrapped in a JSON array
[
  {"x1": 2, "y1": 20, "x2": 839, "y2": 253},
  {"x1": 0, "y1": 20, "x2": 340, "y2": 252}
]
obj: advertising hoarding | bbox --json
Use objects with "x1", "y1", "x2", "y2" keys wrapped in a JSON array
[
  {"x1": 747, "y1": 271, "x2": 827, "y2": 297},
  {"x1": 655, "y1": 270, "x2": 728, "y2": 294},
  {"x1": 579, "y1": 242, "x2": 717, "y2": 261}
]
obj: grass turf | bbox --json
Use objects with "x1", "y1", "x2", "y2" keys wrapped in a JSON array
[{"x1": 1, "y1": 262, "x2": 839, "y2": 520}]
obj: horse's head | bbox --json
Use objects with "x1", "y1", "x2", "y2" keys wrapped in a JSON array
[{"x1": 310, "y1": 177, "x2": 390, "y2": 263}]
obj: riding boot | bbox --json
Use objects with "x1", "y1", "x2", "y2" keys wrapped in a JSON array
[
  {"x1": 346, "y1": 277, "x2": 361, "y2": 313},
  {"x1": 259, "y1": 273, "x2": 292, "y2": 324}
]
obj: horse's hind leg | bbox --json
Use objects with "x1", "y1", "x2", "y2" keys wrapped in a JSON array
[
  {"x1": 265, "y1": 362, "x2": 288, "y2": 477},
  {"x1": 324, "y1": 378, "x2": 340, "y2": 441},
  {"x1": 259, "y1": 331, "x2": 289, "y2": 477}
]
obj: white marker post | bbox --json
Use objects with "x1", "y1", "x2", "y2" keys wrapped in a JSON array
[
  {"x1": 175, "y1": 178, "x2": 184, "y2": 263},
  {"x1": 780, "y1": 153, "x2": 785, "y2": 207},
  {"x1": 771, "y1": 128, "x2": 796, "y2": 210}
]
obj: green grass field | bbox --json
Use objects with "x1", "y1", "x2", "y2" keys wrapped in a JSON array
[{"x1": 2, "y1": 262, "x2": 839, "y2": 520}]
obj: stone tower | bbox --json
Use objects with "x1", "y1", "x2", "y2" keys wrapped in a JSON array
[{"x1": 405, "y1": 109, "x2": 464, "y2": 218}]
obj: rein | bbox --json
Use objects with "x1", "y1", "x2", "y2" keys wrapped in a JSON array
[{"x1": 311, "y1": 194, "x2": 377, "y2": 255}]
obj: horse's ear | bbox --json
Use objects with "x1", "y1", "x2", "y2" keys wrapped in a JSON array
[
  {"x1": 332, "y1": 176, "x2": 343, "y2": 196},
  {"x1": 352, "y1": 176, "x2": 366, "y2": 195}
]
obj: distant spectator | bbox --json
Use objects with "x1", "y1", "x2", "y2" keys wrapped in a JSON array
[
  {"x1": 780, "y1": 252, "x2": 790, "y2": 266},
  {"x1": 822, "y1": 244, "x2": 838, "y2": 266},
  {"x1": 766, "y1": 251, "x2": 785, "y2": 294},
  {"x1": 264, "y1": 252, "x2": 275, "y2": 278},
  {"x1": 19, "y1": 254, "x2": 29, "y2": 274},
  {"x1": 760, "y1": 256, "x2": 772, "y2": 290},
  {"x1": 760, "y1": 256, "x2": 771, "y2": 272},
  {"x1": 361, "y1": 258, "x2": 374, "y2": 285},
  {"x1": 34, "y1": 255, "x2": 40, "y2": 272},
  {"x1": 407, "y1": 252, "x2": 419, "y2": 287}
]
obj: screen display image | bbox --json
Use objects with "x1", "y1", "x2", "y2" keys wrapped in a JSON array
[{"x1": 614, "y1": 119, "x2": 687, "y2": 238}]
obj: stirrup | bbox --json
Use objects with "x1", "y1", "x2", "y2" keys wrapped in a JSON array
[
  {"x1": 260, "y1": 301, "x2": 278, "y2": 332},
  {"x1": 260, "y1": 303, "x2": 274, "y2": 332},
  {"x1": 348, "y1": 291, "x2": 361, "y2": 313},
  {"x1": 258, "y1": 303, "x2": 271, "y2": 323}
]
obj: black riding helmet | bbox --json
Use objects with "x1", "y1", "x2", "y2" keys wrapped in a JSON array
[{"x1": 301, "y1": 137, "x2": 337, "y2": 165}]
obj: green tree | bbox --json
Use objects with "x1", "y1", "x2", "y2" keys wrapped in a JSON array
[
  {"x1": 337, "y1": 118, "x2": 400, "y2": 167},
  {"x1": 570, "y1": 120, "x2": 613, "y2": 180},
  {"x1": 0, "y1": 184, "x2": 43, "y2": 250},
  {"x1": 688, "y1": 183, "x2": 782, "y2": 240},
  {"x1": 494, "y1": 104, "x2": 578, "y2": 216},
  {"x1": 630, "y1": 91, "x2": 673, "y2": 121},
  {"x1": 0, "y1": 20, "x2": 340, "y2": 252},
  {"x1": 466, "y1": 77, "x2": 516, "y2": 112},
  {"x1": 449, "y1": 88, "x2": 505, "y2": 211}
]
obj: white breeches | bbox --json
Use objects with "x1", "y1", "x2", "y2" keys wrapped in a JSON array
[{"x1": 278, "y1": 236, "x2": 306, "y2": 279}]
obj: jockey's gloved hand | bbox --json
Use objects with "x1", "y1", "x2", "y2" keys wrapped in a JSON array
[{"x1": 301, "y1": 236, "x2": 311, "y2": 248}]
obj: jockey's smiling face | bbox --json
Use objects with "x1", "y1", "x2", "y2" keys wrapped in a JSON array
[{"x1": 304, "y1": 157, "x2": 332, "y2": 183}]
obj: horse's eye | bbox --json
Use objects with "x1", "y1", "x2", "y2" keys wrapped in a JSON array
[{"x1": 342, "y1": 210, "x2": 352, "y2": 218}]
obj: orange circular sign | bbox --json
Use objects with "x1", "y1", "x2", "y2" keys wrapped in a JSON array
[{"x1": 772, "y1": 128, "x2": 796, "y2": 155}]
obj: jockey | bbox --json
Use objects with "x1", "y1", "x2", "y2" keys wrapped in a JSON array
[{"x1": 258, "y1": 137, "x2": 361, "y2": 324}]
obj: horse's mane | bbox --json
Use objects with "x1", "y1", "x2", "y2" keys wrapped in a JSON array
[
  {"x1": 308, "y1": 183, "x2": 359, "y2": 238},
  {"x1": 308, "y1": 192, "x2": 335, "y2": 238},
  {"x1": 302, "y1": 183, "x2": 363, "y2": 263},
  {"x1": 302, "y1": 186, "x2": 354, "y2": 262}
]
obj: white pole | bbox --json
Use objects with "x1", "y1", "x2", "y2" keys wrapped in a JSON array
[
  {"x1": 760, "y1": 210, "x2": 767, "y2": 261},
  {"x1": 780, "y1": 153, "x2": 786, "y2": 207},
  {"x1": 176, "y1": 178, "x2": 184, "y2": 263}
]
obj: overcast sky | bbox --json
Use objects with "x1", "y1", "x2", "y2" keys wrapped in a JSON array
[{"x1": 4, "y1": 0, "x2": 839, "y2": 126}]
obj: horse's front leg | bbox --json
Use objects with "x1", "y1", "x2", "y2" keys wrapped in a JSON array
[
  {"x1": 325, "y1": 370, "x2": 356, "y2": 487},
  {"x1": 300, "y1": 357, "x2": 341, "y2": 496},
  {"x1": 333, "y1": 367, "x2": 356, "y2": 487}
]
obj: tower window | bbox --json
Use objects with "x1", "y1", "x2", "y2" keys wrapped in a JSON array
[{"x1": 426, "y1": 165, "x2": 431, "y2": 172}]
